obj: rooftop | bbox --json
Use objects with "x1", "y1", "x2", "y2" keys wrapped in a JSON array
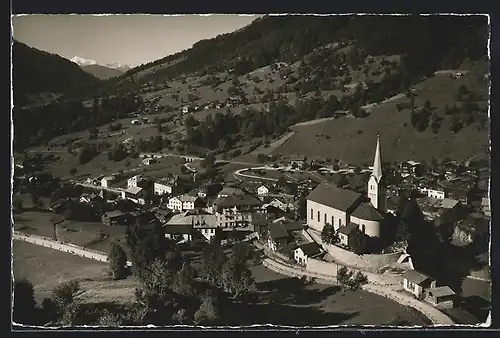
[
  {"x1": 126, "y1": 186, "x2": 143, "y2": 195},
  {"x1": 164, "y1": 224, "x2": 193, "y2": 234},
  {"x1": 338, "y1": 222, "x2": 359, "y2": 235},
  {"x1": 307, "y1": 184, "x2": 363, "y2": 212},
  {"x1": 215, "y1": 194, "x2": 263, "y2": 208},
  {"x1": 402, "y1": 269, "x2": 433, "y2": 285},
  {"x1": 351, "y1": 203, "x2": 383, "y2": 221},
  {"x1": 269, "y1": 223, "x2": 289, "y2": 240},
  {"x1": 297, "y1": 242, "x2": 321, "y2": 256},
  {"x1": 428, "y1": 286, "x2": 456, "y2": 298}
]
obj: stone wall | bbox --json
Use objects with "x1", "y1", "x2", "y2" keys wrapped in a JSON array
[
  {"x1": 307, "y1": 228, "x2": 402, "y2": 272},
  {"x1": 13, "y1": 232, "x2": 132, "y2": 266}
]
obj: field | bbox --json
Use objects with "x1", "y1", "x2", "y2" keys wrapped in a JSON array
[
  {"x1": 273, "y1": 61, "x2": 489, "y2": 164},
  {"x1": 225, "y1": 264, "x2": 432, "y2": 326},
  {"x1": 12, "y1": 240, "x2": 139, "y2": 304},
  {"x1": 13, "y1": 211, "x2": 130, "y2": 257}
]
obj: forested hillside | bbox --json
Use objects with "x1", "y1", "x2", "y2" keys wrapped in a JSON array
[
  {"x1": 12, "y1": 41, "x2": 101, "y2": 107},
  {"x1": 12, "y1": 15, "x2": 489, "y2": 153}
]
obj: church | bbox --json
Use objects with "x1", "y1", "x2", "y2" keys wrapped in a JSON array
[{"x1": 306, "y1": 135, "x2": 387, "y2": 245}]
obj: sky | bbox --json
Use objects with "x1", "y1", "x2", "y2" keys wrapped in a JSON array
[{"x1": 12, "y1": 14, "x2": 262, "y2": 67}]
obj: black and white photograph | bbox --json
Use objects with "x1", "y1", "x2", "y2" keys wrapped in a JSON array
[{"x1": 10, "y1": 13, "x2": 491, "y2": 328}]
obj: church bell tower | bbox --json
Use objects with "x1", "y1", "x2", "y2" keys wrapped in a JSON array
[{"x1": 367, "y1": 134, "x2": 387, "y2": 212}]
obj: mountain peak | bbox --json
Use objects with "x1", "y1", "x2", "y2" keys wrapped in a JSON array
[{"x1": 70, "y1": 56, "x2": 132, "y2": 71}]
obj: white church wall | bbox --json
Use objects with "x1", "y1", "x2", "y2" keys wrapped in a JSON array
[
  {"x1": 350, "y1": 216, "x2": 381, "y2": 238},
  {"x1": 307, "y1": 200, "x2": 348, "y2": 232}
]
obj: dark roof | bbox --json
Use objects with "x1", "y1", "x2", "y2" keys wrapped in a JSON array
[
  {"x1": 428, "y1": 286, "x2": 456, "y2": 298},
  {"x1": 269, "y1": 223, "x2": 288, "y2": 240},
  {"x1": 402, "y1": 270, "x2": 433, "y2": 284},
  {"x1": 351, "y1": 203, "x2": 383, "y2": 221},
  {"x1": 338, "y1": 222, "x2": 359, "y2": 235},
  {"x1": 215, "y1": 194, "x2": 263, "y2": 208},
  {"x1": 297, "y1": 242, "x2": 321, "y2": 256},
  {"x1": 306, "y1": 184, "x2": 362, "y2": 212},
  {"x1": 273, "y1": 217, "x2": 303, "y2": 232},
  {"x1": 164, "y1": 225, "x2": 193, "y2": 234},
  {"x1": 105, "y1": 210, "x2": 126, "y2": 218}
]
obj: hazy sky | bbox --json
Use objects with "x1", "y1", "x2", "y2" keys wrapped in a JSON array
[{"x1": 12, "y1": 14, "x2": 261, "y2": 66}]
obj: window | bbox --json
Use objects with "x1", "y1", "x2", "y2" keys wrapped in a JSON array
[
  {"x1": 310, "y1": 208, "x2": 313, "y2": 220},
  {"x1": 361, "y1": 224, "x2": 366, "y2": 233},
  {"x1": 338, "y1": 219, "x2": 341, "y2": 227},
  {"x1": 317, "y1": 211, "x2": 320, "y2": 222},
  {"x1": 407, "y1": 280, "x2": 416, "y2": 290},
  {"x1": 331, "y1": 216, "x2": 334, "y2": 225},
  {"x1": 324, "y1": 213, "x2": 327, "y2": 224}
]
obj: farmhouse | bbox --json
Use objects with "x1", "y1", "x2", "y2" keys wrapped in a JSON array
[
  {"x1": 122, "y1": 186, "x2": 145, "y2": 205},
  {"x1": 164, "y1": 225, "x2": 193, "y2": 242},
  {"x1": 268, "y1": 222, "x2": 289, "y2": 251},
  {"x1": 214, "y1": 194, "x2": 263, "y2": 228},
  {"x1": 154, "y1": 177, "x2": 179, "y2": 196},
  {"x1": 167, "y1": 209, "x2": 219, "y2": 242},
  {"x1": 167, "y1": 194, "x2": 205, "y2": 212},
  {"x1": 101, "y1": 210, "x2": 132, "y2": 226},
  {"x1": 425, "y1": 286, "x2": 456, "y2": 309},
  {"x1": 294, "y1": 242, "x2": 322, "y2": 265},
  {"x1": 402, "y1": 269, "x2": 436, "y2": 299},
  {"x1": 127, "y1": 175, "x2": 144, "y2": 189},
  {"x1": 400, "y1": 160, "x2": 422, "y2": 177},
  {"x1": 306, "y1": 135, "x2": 387, "y2": 244}
]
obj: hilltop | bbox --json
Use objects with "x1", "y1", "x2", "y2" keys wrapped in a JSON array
[
  {"x1": 12, "y1": 41, "x2": 101, "y2": 108},
  {"x1": 13, "y1": 15, "x2": 489, "y2": 163},
  {"x1": 79, "y1": 64, "x2": 125, "y2": 80}
]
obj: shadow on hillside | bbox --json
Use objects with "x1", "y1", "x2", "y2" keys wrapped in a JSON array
[
  {"x1": 458, "y1": 295, "x2": 491, "y2": 323},
  {"x1": 223, "y1": 300, "x2": 358, "y2": 326},
  {"x1": 256, "y1": 277, "x2": 340, "y2": 305}
]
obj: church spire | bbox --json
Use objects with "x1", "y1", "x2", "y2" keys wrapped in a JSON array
[{"x1": 372, "y1": 134, "x2": 383, "y2": 182}]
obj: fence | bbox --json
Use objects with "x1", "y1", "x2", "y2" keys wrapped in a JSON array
[{"x1": 13, "y1": 231, "x2": 132, "y2": 266}]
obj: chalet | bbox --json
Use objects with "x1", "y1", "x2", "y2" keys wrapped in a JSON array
[
  {"x1": 102, "y1": 210, "x2": 132, "y2": 226},
  {"x1": 425, "y1": 286, "x2": 456, "y2": 309},
  {"x1": 294, "y1": 242, "x2": 322, "y2": 265},
  {"x1": 402, "y1": 270, "x2": 437, "y2": 299}
]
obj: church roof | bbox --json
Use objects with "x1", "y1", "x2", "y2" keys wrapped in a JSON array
[
  {"x1": 351, "y1": 203, "x2": 384, "y2": 221},
  {"x1": 306, "y1": 184, "x2": 362, "y2": 212}
]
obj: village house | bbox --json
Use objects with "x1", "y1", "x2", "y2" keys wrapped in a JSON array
[
  {"x1": 416, "y1": 197, "x2": 461, "y2": 222},
  {"x1": 154, "y1": 177, "x2": 179, "y2": 196},
  {"x1": 167, "y1": 194, "x2": 205, "y2": 212},
  {"x1": 267, "y1": 222, "x2": 289, "y2": 251},
  {"x1": 166, "y1": 209, "x2": 219, "y2": 242},
  {"x1": 121, "y1": 186, "x2": 146, "y2": 205},
  {"x1": 213, "y1": 194, "x2": 263, "y2": 228},
  {"x1": 307, "y1": 136, "x2": 386, "y2": 244},
  {"x1": 402, "y1": 269, "x2": 437, "y2": 299},
  {"x1": 257, "y1": 184, "x2": 270, "y2": 196},
  {"x1": 425, "y1": 286, "x2": 456, "y2": 310},
  {"x1": 181, "y1": 105, "x2": 190, "y2": 114},
  {"x1": 437, "y1": 180, "x2": 474, "y2": 204},
  {"x1": 142, "y1": 157, "x2": 157, "y2": 166},
  {"x1": 289, "y1": 155, "x2": 306, "y2": 168},
  {"x1": 101, "y1": 210, "x2": 132, "y2": 226},
  {"x1": 127, "y1": 175, "x2": 145, "y2": 189},
  {"x1": 217, "y1": 186, "x2": 246, "y2": 199},
  {"x1": 444, "y1": 161, "x2": 464, "y2": 181},
  {"x1": 294, "y1": 242, "x2": 322, "y2": 265},
  {"x1": 400, "y1": 160, "x2": 423, "y2": 177},
  {"x1": 101, "y1": 176, "x2": 115, "y2": 188},
  {"x1": 164, "y1": 225, "x2": 193, "y2": 242},
  {"x1": 338, "y1": 222, "x2": 362, "y2": 247}
]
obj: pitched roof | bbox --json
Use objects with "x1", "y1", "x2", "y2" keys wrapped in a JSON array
[
  {"x1": 272, "y1": 217, "x2": 303, "y2": 232},
  {"x1": 126, "y1": 186, "x2": 143, "y2": 195},
  {"x1": 179, "y1": 194, "x2": 199, "y2": 203},
  {"x1": 428, "y1": 286, "x2": 456, "y2": 298},
  {"x1": 372, "y1": 134, "x2": 383, "y2": 182},
  {"x1": 402, "y1": 270, "x2": 433, "y2": 284},
  {"x1": 351, "y1": 203, "x2": 383, "y2": 221},
  {"x1": 306, "y1": 184, "x2": 362, "y2": 212},
  {"x1": 338, "y1": 222, "x2": 359, "y2": 235},
  {"x1": 269, "y1": 223, "x2": 289, "y2": 240},
  {"x1": 215, "y1": 194, "x2": 262, "y2": 208},
  {"x1": 297, "y1": 242, "x2": 321, "y2": 256}
]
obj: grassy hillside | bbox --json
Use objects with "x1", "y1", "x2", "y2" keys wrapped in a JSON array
[
  {"x1": 80, "y1": 64, "x2": 124, "y2": 80},
  {"x1": 12, "y1": 41, "x2": 101, "y2": 107},
  {"x1": 274, "y1": 61, "x2": 489, "y2": 164}
]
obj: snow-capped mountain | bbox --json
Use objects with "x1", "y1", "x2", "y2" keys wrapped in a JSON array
[{"x1": 70, "y1": 56, "x2": 132, "y2": 72}]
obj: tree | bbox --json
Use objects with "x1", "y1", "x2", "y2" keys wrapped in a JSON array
[
  {"x1": 345, "y1": 271, "x2": 368, "y2": 291},
  {"x1": 30, "y1": 191, "x2": 41, "y2": 208},
  {"x1": 321, "y1": 223, "x2": 339, "y2": 245},
  {"x1": 98, "y1": 310, "x2": 125, "y2": 326},
  {"x1": 276, "y1": 175, "x2": 287, "y2": 187},
  {"x1": 395, "y1": 220, "x2": 411, "y2": 245},
  {"x1": 231, "y1": 242, "x2": 252, "y2": 264},
  {"x1": 194, "y1": 290, "x2": 220, "y2": 325},
  {"x1": 336, "y1": 266, "x2": 353, "y2": 291},
  {"x1": 173, "y1": 261, "x2": 197, "y2": 297},
  {"x1": 108, "y1": 243, "x2": 128, "y2": 280},
  {"x1": 13, "y1": 279, "x2": 37, "y2": 325},
  {"x1": 69, "y1": 168, "x2": 77, "y2": 176},
  {"x1": 257, "y1": 153, "x2": 268, "y2": 163},
  {"x1": 51, "y1": 280, "x2": 80, "y2": 318},
  {"x1": 201, "y1": 241, "x2": 227, "y2": 287},
  {"x1": 221, "y1": 257, "x2": 255, "y2": 298},
  {"x1": 349, "y1": 230, "x2": 368, "y2": 255}
]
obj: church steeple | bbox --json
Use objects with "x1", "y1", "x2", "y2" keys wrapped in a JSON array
[
  {"x1": 368, "y1": 134, "x2": 386, "y2": 212},
  {"x1": 372, "y1": 134, "x2": 383, "y2": 183}
]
